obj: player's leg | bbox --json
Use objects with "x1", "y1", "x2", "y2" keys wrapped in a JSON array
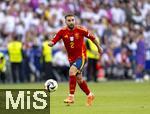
[
  {"x1": 76, "y1": 57, "x2": 95, "y2": 106},
  {"x1": 135, "y1": 64, "x2": 144, "y2": 82},
  {"x1": 76, "y1": 57, "x2": 90, "y2": 96},
  {"x1": 64, "y1": 65, "x2": 78, "y2": 104},
  {"x1": 76, "y1": 74, "x2": 90, "y2": 95},
  {"x1": 76, "y1": 73, "x2": 95, "y2": 106}
]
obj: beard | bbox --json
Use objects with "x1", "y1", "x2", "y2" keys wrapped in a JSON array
[{"x1": 68, "y1": 24, "x2": 74, "y2": 29}]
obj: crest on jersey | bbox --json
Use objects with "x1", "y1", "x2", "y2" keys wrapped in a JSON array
[
  {"x1": 75, "y1": 33, "x2": 79, "y2": 39},
  {"x1": 64, "y1": 35, "x2": 68, "y2": 38},
  {"x1": 70, "y1": 36, "x2": 74, "y2": 41}
]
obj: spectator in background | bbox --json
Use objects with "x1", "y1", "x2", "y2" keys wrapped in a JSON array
[
  {"x1": 0, "y1": 52, "x2": 6, "y2": 83},
  {"x1": 115, "y1": 47, "x2": 132, "y2": 79},
  {"x1": 4, "y1": 8, "x2": 17, "y2": 36},
  {"x1": 52, "y1": 47, "x2": 69, "y2": 81},
  {"x1": 110, "y1": 1, "x2": 126, "y2": 24},
  {"x1": 101, "y1": 48, "x2": 115, "y2": 79}
]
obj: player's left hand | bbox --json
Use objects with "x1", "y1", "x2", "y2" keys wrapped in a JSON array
[
  {"x1": 98, "y1": 46, "x2": 103, "y2": 56},
  {"x1": 48, "y1": 41, "x2": 54, "y2": 47}
]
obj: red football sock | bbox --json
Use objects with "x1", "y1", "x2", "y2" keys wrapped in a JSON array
[
  {"x1": 69, "y1": 75, "x2": 76, "y2": 95},
  {"x1": 78, "y1": 80, "x2": 90, "y2": 95}
]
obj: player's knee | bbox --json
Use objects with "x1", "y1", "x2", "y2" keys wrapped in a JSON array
[
  {"x1": 76, "y1": 76, "x2": 83, "y2": 84},
  {"x1": 69, "y1": 66, "x2": 78, "y2": 76},
  {"x1": 69, "y1": 69, "x2": 76, "y2": 76}
]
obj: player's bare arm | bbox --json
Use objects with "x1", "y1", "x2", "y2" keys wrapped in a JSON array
[
  {"x1": 92, "y1": 39, "x2": 103, "y2": 55},
  {"x1": 82, "y1": 27, "x2": 103, "y2": 55}
]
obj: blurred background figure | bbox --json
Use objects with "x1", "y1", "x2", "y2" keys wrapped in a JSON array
[
  {"x1": 101, "y1": 48, "x2": 115, "y2": 79},
  {"x1": 7, "y1": 35, "x2": 24, "y2": 83},
  {"x1": 22, "y1": 31, "x2": 33, "y2": 82},
  {"x1": 29, "y1": 38, "x2": 42, "y2": 82},
  {"x1": 42, "y1": 35, "x2": 53, "y2": 80},
  {"x1": 52, "y1": 47, "x2": 69, "y2": 82},
  {"x1": 135, "y1": 29, "x2": 146, "y2": 82},
  {"x1": 0, "y1": 52, "x2": 6, "y2": 83},
  {"x1": 115, "y1": 47, "x2": 132, "y2": 79},
  {"x1": 86, "y1": 38, "x2": 100, "y2": 82}
]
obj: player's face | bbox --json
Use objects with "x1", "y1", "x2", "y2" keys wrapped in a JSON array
[{"x1": 65, "y1": 16, "x2": 75, "y2": 29}]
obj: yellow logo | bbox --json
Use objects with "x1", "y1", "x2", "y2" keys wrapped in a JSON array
[
  {"x1": 64, "y1": 35, "x2": 68, "y2": 38},
  {"x1": 75, "y1": 33, "x2": 79, "y2": 39}
]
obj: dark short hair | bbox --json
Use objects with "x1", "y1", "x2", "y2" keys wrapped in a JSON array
[{"x1": 65, "y1": 13, "x2": 75, "y2": 19}]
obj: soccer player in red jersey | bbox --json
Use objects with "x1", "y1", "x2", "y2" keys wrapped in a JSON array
[{"x1": 48, "y1": 14, "x2": 103, "y2": 106}]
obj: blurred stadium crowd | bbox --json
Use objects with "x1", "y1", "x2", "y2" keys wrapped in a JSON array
[{"x1": 0, "y1": 0, "x2": 150, "y2": 83}]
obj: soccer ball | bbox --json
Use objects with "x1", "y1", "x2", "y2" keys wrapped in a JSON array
[
  {"x1": 144, "y1": 74, "x2": 150, "y2": 81},
  {"x1": 44, "y1": 79, "x2": 58, "y2": 92}
]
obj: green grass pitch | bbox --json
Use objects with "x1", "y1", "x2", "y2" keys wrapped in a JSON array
[{"x1": 0, "y1": 81, "x2": 150, "y2": 114}]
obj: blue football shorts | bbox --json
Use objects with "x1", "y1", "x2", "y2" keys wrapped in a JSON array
[{"x1": 71, "y1": 57, "x2": 86, "y2": 75}]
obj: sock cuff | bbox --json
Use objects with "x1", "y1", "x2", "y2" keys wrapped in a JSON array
[
  {"x1": 88, "y1": 92, "x2": 92, "y2": 96},
  {"x1": 69, "y1": 94, "x2": 74, "y2": 97}
]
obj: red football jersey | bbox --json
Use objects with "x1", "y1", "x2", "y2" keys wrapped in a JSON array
[{"x1": 52, "y1": 25, "x2": 95, "y2": 63}]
